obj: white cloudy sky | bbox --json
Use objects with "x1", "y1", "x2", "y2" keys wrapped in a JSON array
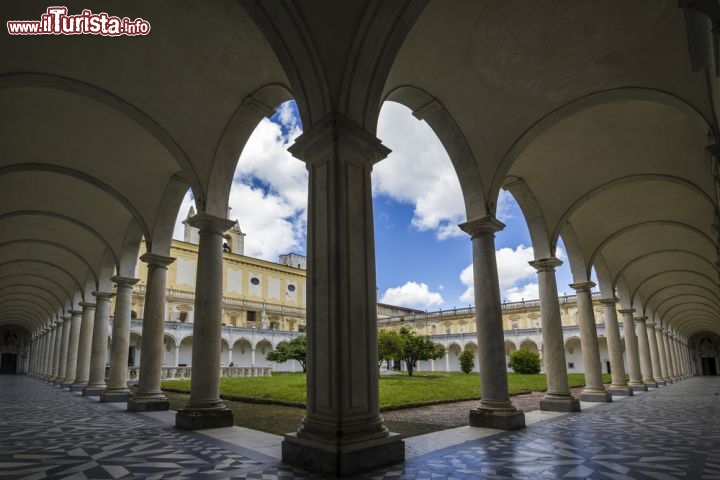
[{"x1": 173, "y1": 100, "x2": 581, "y2": 310}]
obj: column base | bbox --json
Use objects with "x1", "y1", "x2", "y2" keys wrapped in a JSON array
[
  {"x1": 70, "y1": 384, "x2": 87, "y2": 392},
  {"x1": 82, "y1": 387, "x2": 106, "y2": 396},
  {"x1": 607, "y1": 385, "x2": 633, "y2": 397},
  {"x1": 643, "y1": 380, "x2": 658, "y2": 388},
  {"x1": 539, "y1": 395, "x2": 581, "y2": 412},
  {"x1": 628, "y1": 382, "x2": 648, "y2": 392},
  {"x1": 175, "y1": 408, "x2": 234, "y2": 430},
  {"x1": 282, "y1": 432, "x2": 404, "y2": 477},
  {"x1": 99, "y1": 391, "x2": 130, "y2": 403},
  {"x1": 654, "y1": 379, "x2": 667, "y2": 386},
  {"x1": 127, "y1": 396, "x2": 170, "y2": 412},
  {"x1": 469, "y1": 408, "x2": 525, "y2": 430},
  {"x1": 580, "y1": 390, "x2": 612, "y2": 402}
]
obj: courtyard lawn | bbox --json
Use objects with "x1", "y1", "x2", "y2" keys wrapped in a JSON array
[{"x1": 161, "y1": 371, "x2": 612, "y2": 410}]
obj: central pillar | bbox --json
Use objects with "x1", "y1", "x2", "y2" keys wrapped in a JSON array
[
  {"x1": 529, "y1": 258, "x2": 580, "y2": 412},
  {"x1": 570, "y1": 282, "x2": 611, "y2": 402},
  {"x1": 646, "y1": 322, "x2": 665, "y2": 386},
  {"x1": 655, "y1": 323, "x2": 671, "y2": 383},
  {"x1": 56, "y1": 315, "x2": 71, "y2": 386},
  {"x1": 662, "y1": 329, "x2": 677, "y2": 382},
  {"x1": 128, "y1": 253, "x2": 174, "y2": 412},
  {"x1": 61, "y1": 310, "x2": 83, "y2": 388},
  {"x1": 176, "y1": 213, "x2": 235, "y2": 429},
  {"x1": 600, "y1": 299, "x2": 632, "y2": 396},
  {"x1": 50, "y1": 319, "x2": 62, "y2": 383},
  {"x1": 461, "y1": 216, "x2": 526, "y2": 428},
  {"x1": 101, "y1": 276, "x2": 139, "y2": 403},
  {"x1": 72, "y1": 302, "x2": 96, "y2": 391},
  {"x1": 84, "y1": 291, "x2": 115, "y2": 396},
  {"x1": 635, "y1": 316, "x2": 657, "y2": 387},
  {"x1": 619, "y1": 309, "x2": 646, "y2": 391},
  {"x1": 281, "y1": 115, "x2": 404, "y2": 476},
  {"x1": 41, "y1": 326, "x2": 53, "y2": 380}
]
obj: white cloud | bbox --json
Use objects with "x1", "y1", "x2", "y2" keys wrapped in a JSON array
[
  {"x1": 375, "y1": 102, "x2": 466, "y2": 240},
  {"x1": 459, "y1": 244, "x2": 537, "y2": 303},
  {"x1": 172, "y1": 101, "x2": 308, "y2": 262},
  {"x1": 380, "y1": 281, "x2": 444, "y2": 309}
]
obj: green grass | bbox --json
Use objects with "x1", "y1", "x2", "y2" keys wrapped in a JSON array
[{"x1": 162, "y1": 371, "x2": 613, "y2": 410}]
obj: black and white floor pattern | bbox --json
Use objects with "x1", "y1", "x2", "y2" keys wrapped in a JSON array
[{"x1": 1, "y1": 375, "x2": 718, "y2": 479}]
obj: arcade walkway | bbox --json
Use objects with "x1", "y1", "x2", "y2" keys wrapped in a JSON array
[{"x1": 1, "y1": 376, "x2": 718, "y2": 479}]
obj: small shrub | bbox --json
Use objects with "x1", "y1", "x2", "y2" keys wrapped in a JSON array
[
  {"x1": 459, "y1": 348, "x2": 475, "y2": 374},
  {"x1": 508, "y1": 349, "x2": 541, "y2": 374}
]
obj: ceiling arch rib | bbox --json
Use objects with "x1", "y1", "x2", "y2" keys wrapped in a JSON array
[
  {"x1": 0, "y1": 300, "x2": 54, "y2": 320},
  {"x1": 0, "y1": 240, "x2": 99, "y2": 285},
  {"x1": 0, "y1": 274, "x2": 74, "y2": 304},
  {"x1": 631, "y1": 270, "x2": 718, "y2": 307},
  {"x1": 613, "y1": 249, "x2": 716, "y2": 290},
  {"x1": 0, "y1": 284, "x2": 65, "y2": 313},
  {"x1": 0, "y1": 211, "x2": 120, "y2": 267},
  {"x1": 0, "y1": 260, "x2": 85, "y2": 296}
]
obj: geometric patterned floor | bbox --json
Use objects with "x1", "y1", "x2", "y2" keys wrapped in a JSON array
[{"x1": 1, "y1": 375, "x2": 718, "y2": 479}]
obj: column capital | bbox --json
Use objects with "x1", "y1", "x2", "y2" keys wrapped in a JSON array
[
  {"x1": 459, "y1": 216, "x2": 505, "y2": 238},
  {"x1": 646, "y1": 321, "x2": 656, "y2": 330},
  {"x1": 61, "y1": 315, "x2": 71, "y2": 322},
  {"x1": 140, "y1": 252, "x2": 175, "y2": 269},
  {"x1": 92, "y1": 291, "x2": 115, "y2": 300},
  {"x1": 618, "y1": 308, "x2": 635, "y2": 314},
  {"x1": 569, "y1": 281, "x2": 596, "y2": 293},
  {"x1": 79, "y1": 302, "x2": 96, "y2": 309},
  {"x1": 111, "y1": 276, "x2": 140, "y2": 287},
  {"x1": 69, "y1": 310, "x2": 83, "y2": 316},
  {"x1": 529, "y1": 257, "x2": 562, "y2": 272},
  {"x1": 288, "y1": 113, "x2": 391, "y2": 166},
  {"x1": 187, "y1": 212, "x2": 236, "y2": 235},
  {"x1": 599, "y1": 297, "x2": 618, "y2": 306},
  {"x1": 634, "y1": 315, "x2": 647, "y2": 322}
]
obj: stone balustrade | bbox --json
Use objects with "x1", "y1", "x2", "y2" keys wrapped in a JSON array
[{"x1": 126, "y1": 365, "x2": 272, "y2": 381}]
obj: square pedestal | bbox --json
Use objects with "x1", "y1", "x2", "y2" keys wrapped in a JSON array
[
  {"x1": 70, "y1": 384, "x2": 86, "y2": 392},
  {"x1": 469, "y1": 408, "x2": 525, "y2": 430},
  {"x1": 282, "y1": 432, "x2": 404, "y2": 477},
  {"x1": 628, "y1": 383, "x2": 648, "y2": 392},
  {"x1": 580, "y1": 391, "x2": 612, "y2": 402},
  {"x1": 540, "y1": 397, "x2": 581, "y2": 412},
  {"x1": 99, "y1": 391, "x2": 130, "y2": 403},
  {"x1": 82, "y1": 388, "x2": 106, "y2": 396},
  {"x1": 127, "y1": 398, "x2": 170, "y2": 412},
  {"x1": 176, "y1": 408, "x2": 234, "y2": 430},
  {"x1": 607, "y1": 386, "x2": 633, "y2": 397}
]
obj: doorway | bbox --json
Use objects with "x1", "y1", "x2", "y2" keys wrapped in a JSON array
[
  {"x1": 701, "y1": 357, "x2": 718, "y2": 376},
  {"x1": 0, "y1": 353, "x2": 17, "y2": 374}
]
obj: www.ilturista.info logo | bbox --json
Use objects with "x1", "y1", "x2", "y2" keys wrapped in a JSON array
[{"x1": 7, "y1": 7, "x2": 150, "y2": 36}]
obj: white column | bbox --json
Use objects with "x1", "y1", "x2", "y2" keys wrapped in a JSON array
[
  {"x1": 619, "y1": 309, "x2": 646, "y2": 391},
  {"x1": 174, "y1": 346, "x2": 180, "y2": 367},
  {"x1": 661, "y1": 329, "x2": 675, "y2": 381},
  {"x1": 228, "y1": 348, "x2": 233, "y2": 366},
  {"x1": 654, "y1": 324, "x2": 671, "y2": 383},
  {"x1": 128, "y1": 253, "x2": 174, "y2": 412},
  {"x1": 600, "y1": 299, "x2": 632, "y2": 396},
  {"x1": 646, "y1": 322, "x2": 665, "y2": 386},
  {"x1": 61, "y1": 310, "x2": 83, "y2": 387},
  {"x1": 281, "y1": 116, "x2": 404, "y2": 473},
  {"x1": 251, "y1": 348, "x2": 256, "y2": 367},
  {"x1": 101, "y1": 276, "x2": 139, "y2": 402},
  {"x1": 635, "y1": 316, "x2": 657, "y2": 387},
  {"x1": 84, "y1": 291, "x2": 114, "y2": 395},
  {"x1": 570, "y1": 282, "x2": 611, "y2": 402},
  {"x1": 50, "y1": 319, "x2": 63, "y2": 383},
  {"x1": 40, "y1": 327, "x2": 51, "y2": 379},
  {"x1": 460, "y1": 216, "x2": 525, "y2": 428},
  {"x1": 56, "y1": 315, "x2": 71, "y2": 386},
  {"x1": 530, "y1": 257, "x2": 579, "y2": 411},
  {"x1": 176, "y1": 213, "x2": 235, "y2": 430},
  {"x1": 72, "y1": 302, "x2": 96, "y2": 391},
  {"x1": 445, "y1": 350, "x2": 450, "y2": 372}
]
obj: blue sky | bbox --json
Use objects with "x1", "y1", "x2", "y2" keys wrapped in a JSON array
[{"x1": 174, "y1": 100, "x2": 584, "y2": 310}]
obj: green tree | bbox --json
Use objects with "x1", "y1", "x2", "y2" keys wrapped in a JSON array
[
  {"x1": 378, "y1": 329, "x2": 402, "y2": 368},
  {"x1": 396, "y1": 327, "x2": 445, "y2": 376},
  {"x1": 508, "y1": 349, "x2": 541, "y2": 374},
  {"x1": 266, "y1": 335, "x2": 307, "y2": 372},
  {"x1": 459, "y1": 348, "x2": 475, "y2": 374}
]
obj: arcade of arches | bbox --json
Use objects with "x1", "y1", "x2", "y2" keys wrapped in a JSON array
[{"x1": 2, "y1": 1, "x2": 720, "y2": 476}]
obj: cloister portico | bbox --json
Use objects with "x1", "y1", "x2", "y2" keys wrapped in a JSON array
[{"x1": 3, "y1": 1, "x2": 720, "y2": 476}]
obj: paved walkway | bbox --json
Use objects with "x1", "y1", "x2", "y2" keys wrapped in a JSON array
[{"x1": 1, "y1": 375, "x2": 718, "y2": 479}]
